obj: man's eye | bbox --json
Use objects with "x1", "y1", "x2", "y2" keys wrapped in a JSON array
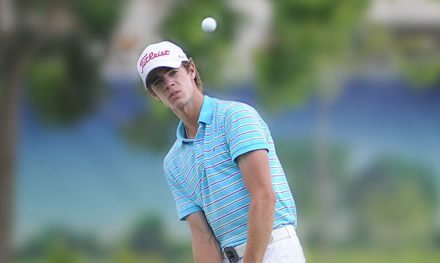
[
  {"x1": 152, "y1": 78, "x2": 163, "y2": 86},
  {"x1": 169, "y1": 70, "x2": 177, "y2": 76}
]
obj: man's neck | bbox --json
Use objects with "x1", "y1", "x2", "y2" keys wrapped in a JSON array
[{"x1": 175, "y1": 92, "x2": 204, "y2": 139}]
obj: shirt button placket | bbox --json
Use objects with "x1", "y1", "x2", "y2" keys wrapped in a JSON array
[{"x1": 193, "y1": 128, "x2": 204, "y2": 197}]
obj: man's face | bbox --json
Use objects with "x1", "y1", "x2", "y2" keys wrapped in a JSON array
[{"x1": 147, "y1": 63, "x2": 197, "y2": 109}]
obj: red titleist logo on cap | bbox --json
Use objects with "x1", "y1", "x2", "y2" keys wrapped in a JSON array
[{"x1": 139, "y1": 50, "x2": 170, "y2": 73}]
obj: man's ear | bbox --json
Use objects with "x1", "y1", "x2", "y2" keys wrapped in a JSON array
[{"x1": 188, "y1": 62, "x2": 196, "y2": 79}]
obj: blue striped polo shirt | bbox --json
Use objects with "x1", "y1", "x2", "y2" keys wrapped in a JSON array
[{"x1": 163, "y1": 95, "x2": 297, "y2": 249}]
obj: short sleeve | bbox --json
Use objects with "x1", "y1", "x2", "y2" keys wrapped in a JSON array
[
  {"x1": 164, "y1": 166, "x2": 202, "y2": 221},
  {"x1": 224, "y1": 103, "x2": 270, "y2": 163}
]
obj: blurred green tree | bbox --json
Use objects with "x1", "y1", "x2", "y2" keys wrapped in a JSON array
[
  {"x1": 349, "y1": 157, "x2": 437, "y2": 247},
  {"x1": 46, "y1": 239, "x2": 79, "y2": 263},
  {"x1": 355, "y1": 24, "x2": 440, "y2": 87},
  {"x1": 397, "y1": 36, "x2": 440, "y2": 87},
  {"x1": 111, "y1": 248, "x2": 141, "y2": 263},
  {"x1": 17, "y1": 225, "x2": 104, "y2": 262},
  {"x1": 0, "y1": 1, "x2": 124, "y2": 262},
  {"x1": 256, "y1": 0, "x2": 368, "y2": 108},
  {"x1": 114, "y1": 213, "x2": 194, "y2": 263},
  {"x1": 127, "y1": 214, "x2": 166, "y2": 256}
]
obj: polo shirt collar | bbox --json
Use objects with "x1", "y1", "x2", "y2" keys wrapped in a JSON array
[
  {"x1": 176, "y1": 121, "x2": 187, "y2": 142},
  {"x1": 176, "y1": 95, "x2": 214, "y2": 143},
  {"x1": 198, "y1": 95, "x2": 214, "y2": 125}
]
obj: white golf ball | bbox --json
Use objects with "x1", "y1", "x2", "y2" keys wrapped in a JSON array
[{"x1": 201, "y1": 17, "x2": 217, "y2": 32}]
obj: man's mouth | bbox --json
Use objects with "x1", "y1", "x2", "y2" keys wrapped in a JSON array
[{"x1": 169, "y1": 91, "x2": 179, "y2": 99}]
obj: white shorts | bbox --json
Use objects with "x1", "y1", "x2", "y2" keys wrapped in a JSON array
[{"x1": 222, "y1": 225, "x2": 306, "y2": 263}]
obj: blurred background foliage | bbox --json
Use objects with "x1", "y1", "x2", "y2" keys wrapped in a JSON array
[
  {"x1": 23, "y1": 0, "x2": 123, "y2": 124},
  {"x1": 350, "y1": 157, "x2": 437, "y2": 247},
  {"x1": 257, "y1": 0, "x2": 369, "y2": 109},
  {"x1": 1, "y1": 0, "x2": 439, "y2": 263},
  {"x1": 1, "y1": 0, "x2": 123, "y2": 262},
  {"x1": 27, "y1": 35, "x2": 102, "y2": 124}
]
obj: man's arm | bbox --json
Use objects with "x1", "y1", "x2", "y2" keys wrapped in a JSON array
[
  {"x1": 186, "y1": 211, "x2": 223, "y2": 263},
  {"x1": 237, "y1": 149, "x2": 276, "y2": 263}
]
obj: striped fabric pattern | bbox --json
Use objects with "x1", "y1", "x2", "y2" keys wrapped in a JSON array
[{"x1": 163, "y1": 95, "x2": 297, "y2": 249}]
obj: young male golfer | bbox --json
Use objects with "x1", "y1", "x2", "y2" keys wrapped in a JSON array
[{"x1": 137, "y1": 40, "x2": 305, "y2": 263}]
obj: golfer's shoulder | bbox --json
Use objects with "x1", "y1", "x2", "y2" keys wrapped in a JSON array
[
  {"x1": 215, "y1": 98, "x2": 258, "y2": 119},
  {"x1": 163, "y1": 140, "x2": 183, "y2": 172}
]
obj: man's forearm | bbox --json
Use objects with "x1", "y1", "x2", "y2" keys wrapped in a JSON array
[
  {"x1": 187, "y1": 212, "x2": 223, "y2": 263},
  {"x1": 243, "y1": 195, "x2": 275, "y2": 262},
  {"x1": 191, "y1": 229, "x2": 223, "y2": 263}
]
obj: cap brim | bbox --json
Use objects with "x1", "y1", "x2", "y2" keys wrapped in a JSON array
[{"x1": 142, "y1": 58, "x2": 186, "y2": 89}]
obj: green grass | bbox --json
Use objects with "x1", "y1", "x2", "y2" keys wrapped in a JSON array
[
  {"x1": 15, "y1": 248, "x2": 440, "y2": 263},
  {"x1": 306, "y1": 248, "x2": 440, "y2": 263}
]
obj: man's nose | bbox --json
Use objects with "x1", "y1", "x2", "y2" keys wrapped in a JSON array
[{"x1": 163, "y1": 76, "x2": 175, "y2": 89}]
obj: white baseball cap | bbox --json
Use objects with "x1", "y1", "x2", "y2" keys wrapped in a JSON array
[{"x1": 136, "y1": 41, "x2": 189, "y2": 89}]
